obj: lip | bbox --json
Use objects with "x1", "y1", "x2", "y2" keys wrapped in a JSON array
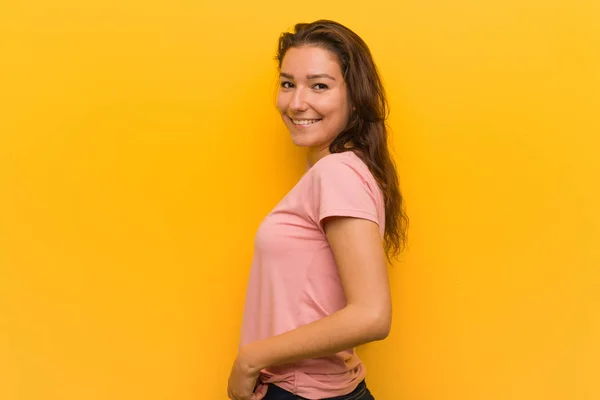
[{"x1": 287, "y1": 116, "x2": 322, "y2": 127}]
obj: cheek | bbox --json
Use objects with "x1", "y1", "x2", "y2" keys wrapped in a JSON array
[
  {"x1": 318, "y1": 95, "x2": 350, "y2": 122},
  {"x1": 276, "y1": 93, "x2": 288, "y2": 114}
]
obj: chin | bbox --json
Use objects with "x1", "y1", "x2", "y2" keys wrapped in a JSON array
[{"x1": 288, "y1": 132, "x2": 312, "y2": 147}]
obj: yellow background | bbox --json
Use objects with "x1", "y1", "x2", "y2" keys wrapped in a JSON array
[{"x1": 1, "y1": 1, "x2": 598, "y2": 399}]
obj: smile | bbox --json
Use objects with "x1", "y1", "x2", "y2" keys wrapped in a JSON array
[{"x1": 290, "y1": 118, "x2": 322, "y2": 126}]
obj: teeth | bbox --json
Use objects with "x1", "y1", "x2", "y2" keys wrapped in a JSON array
[{"x1": 292, "y1": 119, "x2": 321, "y2": 125}]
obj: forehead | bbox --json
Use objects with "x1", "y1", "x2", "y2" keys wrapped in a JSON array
[{"x1": 280, "y1": 46, "x2": 343, "y2": 77}]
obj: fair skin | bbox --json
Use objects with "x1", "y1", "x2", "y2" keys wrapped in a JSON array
[
  {"x1": 227, "y1": 46, "x2": 391, "y2": 400},
  {"x1": 276, "y1": 45, "x2": 352, "y2": 167}
]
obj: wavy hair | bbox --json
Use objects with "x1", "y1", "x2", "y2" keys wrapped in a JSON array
[{"x1": 276, "y1": 20, "x2": 409, "y2": 259}]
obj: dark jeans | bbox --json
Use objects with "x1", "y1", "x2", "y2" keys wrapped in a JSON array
[{"x1": 262, "y1": 379, "x2": 375, "y2": 400}]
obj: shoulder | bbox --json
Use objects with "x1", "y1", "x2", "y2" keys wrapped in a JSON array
[
  {"x1": 311, "y1": 151, "x2": 368, "y2": 176},
  {"x1": 309, "y1": 151, "x2": 385, "y2": 235},
  {"x1": 310, "y1": 151, "x2": 378, "y2": 191}
]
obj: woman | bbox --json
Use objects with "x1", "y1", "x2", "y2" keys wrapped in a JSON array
[{"x1": 227, "y1": 20, "x2": 408, "y2": 400}]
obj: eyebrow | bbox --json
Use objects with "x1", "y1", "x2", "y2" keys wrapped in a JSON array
[{"x1": 280, "y1": 72, "x2": 336, "y2": 81}]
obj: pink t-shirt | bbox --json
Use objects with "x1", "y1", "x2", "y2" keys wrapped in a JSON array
[{"x1": 239, "y1": 151, "x2": 385, "y2": 399}]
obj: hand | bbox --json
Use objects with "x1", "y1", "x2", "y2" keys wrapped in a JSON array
[{"x1": 227, "y1": 352, "x2": 268, "y2": 400}]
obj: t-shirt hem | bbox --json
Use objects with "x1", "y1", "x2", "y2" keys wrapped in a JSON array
[{"x1": 319, "y1": 208, "x2": 379, "y2": 228}]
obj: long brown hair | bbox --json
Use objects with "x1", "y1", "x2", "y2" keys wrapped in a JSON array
[{"x1": 276, "y1": 20, "x2": 409, "y2": 260}]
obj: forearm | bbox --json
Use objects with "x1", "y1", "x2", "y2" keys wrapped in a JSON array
[{"x1": 241, "y1": 304, "x2": 390, "y2": 374}]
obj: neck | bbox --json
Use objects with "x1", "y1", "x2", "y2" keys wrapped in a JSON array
[
  {"x1": 306, "y1": 146, "x2": 331, "y2": 169},
  {"x1": 306, "y1": 140, "x2": 357, "y2": 168}
]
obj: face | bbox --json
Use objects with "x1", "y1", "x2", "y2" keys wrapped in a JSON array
[{"x1": 276, "y1": 46, "x2": 352, "y2": 161}]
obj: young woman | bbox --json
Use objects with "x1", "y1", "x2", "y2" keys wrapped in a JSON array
[{"x1": 227, "y1": 20, "x2": 408, "y2": 400}]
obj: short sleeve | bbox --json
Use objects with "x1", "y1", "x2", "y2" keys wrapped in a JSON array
[{"x1": 311, "y1": 155, "x2": 380, "y2": 231}]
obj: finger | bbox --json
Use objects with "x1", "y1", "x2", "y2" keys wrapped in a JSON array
[
  {"x1": 236, "y1": 390, "x2": 249, "y2": 400},
  {"x1": 244, "y1": 389, "x2": 257, "y2": 400},
  {"x1": 251, "y1": 383, "x2": 268, "y2": 400}
]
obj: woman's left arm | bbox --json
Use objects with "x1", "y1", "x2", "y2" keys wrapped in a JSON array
[{"x1": 227, "y1": 216, "x2": 391, "y2": 399}]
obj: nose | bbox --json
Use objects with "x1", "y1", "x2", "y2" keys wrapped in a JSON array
[{"x1": 289, "y1": 86, "x2": 309, "y2": 113}]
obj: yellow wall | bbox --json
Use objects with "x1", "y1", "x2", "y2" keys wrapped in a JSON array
[{"x1": 1, "y1": 1, "x2": 598, "y2": 399}]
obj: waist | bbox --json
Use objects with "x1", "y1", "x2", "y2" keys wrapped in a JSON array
[
  {"x1": 265, "y1": 379, "x2": 369, "y2": 400},
  {"x1": 260, "y1": 359, "x2": 366, "y2": 398}
]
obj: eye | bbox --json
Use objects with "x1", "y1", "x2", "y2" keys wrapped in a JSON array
[
  {"x1": 280, "y1": 81, "x2": 294, "y2": 89},
  {"x1": 313, "y1": 83, "x2": 328, "y2": 90}
]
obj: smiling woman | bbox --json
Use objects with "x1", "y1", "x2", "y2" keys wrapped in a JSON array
[
  {"x1": 226, "y1": 20, "x2": 409, "y2": 400},
  {"x1": 277, "y1": 47, "x2": 352, "y2": 160}
]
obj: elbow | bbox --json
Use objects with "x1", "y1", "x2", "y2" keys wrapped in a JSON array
[
  {"x1": 362, "y1": 308, "x2": 392, "y2": 341},
  {"x1": 371, "y1": 318, "x2": 391, "y2": 341}
]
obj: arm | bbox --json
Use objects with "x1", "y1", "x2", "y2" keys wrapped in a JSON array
[{"x1": 239, "y1": 215, "x2": 392, "y2": 374}]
